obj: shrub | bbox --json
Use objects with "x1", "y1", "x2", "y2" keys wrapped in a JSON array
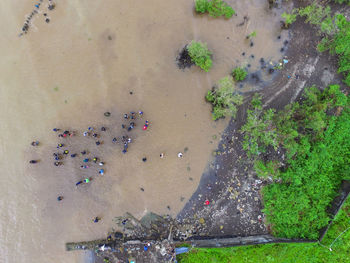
[
  {"x1": 222, "y1": 4, "x2": 235, "y2": 19},
  {"x1": 298, "y1": 3, "x2": 331, "y2": 27},
  {"x1": 232, "y1": 67, "x2": 247, "y2": 81},
  {"x1": 195, "y1": 0, "x2": 208, "y2": 13},
  {"x1": 205, "y1": 76, "x2": 243, "y2": 120},
  {"x1": 194, "y1": 0, "x2": 235, "y2": 19},
  {"x1": 207, "y1": 0, "x2": 235, "y2": 18},
  {"x1": 246, "y1": 31, "x2": 257, "y2": 39},
  {"x1": 241, "y1": 94, "x2": 278, "y2": 157},
  {"x1": 281, "y1": 11, "x2": 297, "y2": 27},
  {"x1": 187, "y1": 41, "x2": 213, "y2": 72}
]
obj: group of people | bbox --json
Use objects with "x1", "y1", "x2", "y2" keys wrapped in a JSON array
[
  {"x1": 29, "y1": 111, "x2": 148, "y2": 223},
  {"x1": 20, "y1": 0, "x2": 56, "y2": 36}
]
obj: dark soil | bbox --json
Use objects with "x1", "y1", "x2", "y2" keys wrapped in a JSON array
[{"x1": 176, "y1": 46, "x2": 194, "y2": 69}]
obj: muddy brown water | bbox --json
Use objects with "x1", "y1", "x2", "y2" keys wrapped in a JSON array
[{"x1": 0, "y1": 0, "x2": 288, "y2": 262}]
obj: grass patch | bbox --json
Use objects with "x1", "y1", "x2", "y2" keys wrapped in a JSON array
[{"x1": 177, "y1": 197, "x2": 350, "y2": 263}]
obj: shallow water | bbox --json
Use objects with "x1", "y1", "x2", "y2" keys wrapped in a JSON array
[{"x1": 0, "y1": 0, "x2": 287, "y2": 262}]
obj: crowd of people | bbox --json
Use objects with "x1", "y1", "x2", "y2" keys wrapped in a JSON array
[
  {"x1": 29, "y1": 111, "x2": 149, "y2": 223},
  {"x1": 19, "y1": 0, "x2": 56, "y2": 36}
]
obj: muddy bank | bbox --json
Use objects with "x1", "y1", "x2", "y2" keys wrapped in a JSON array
[{"x1": 177, "y1": 0, "x2": 346, "y2": 239}]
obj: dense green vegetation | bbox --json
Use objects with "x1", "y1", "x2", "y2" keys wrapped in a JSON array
[
  {"x1": 205, "y1": 76, "x2": 243, "y2": 120},
  {"x1": 241, "y1": 85, "x2": 350, "y2": 239},
  {"x1": 282, "y1": 2, "x2": 350, "y2": 86},
  {"x1": 194, "y1": 0, "x2": 235, "y2": 19},
  {"x1": 333, "y1": 0, "x2": 350, "y2": 4},
  {"x1": 187, "y1": 41, "x2": 213, "y2": 72},
  {"x1": 232, "y1": 67, "x2": 248, "y2": 81},
  {"x1": 177, "y1": 196, "x2": 350, "y2": 263},
  {"x1": 241, "y1": 94, "x2": 277, "y2": 158}
]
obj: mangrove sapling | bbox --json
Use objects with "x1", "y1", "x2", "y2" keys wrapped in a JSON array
[
  {"x1": 281, "y1": 11, "x2": 297, "y2": 28},
  {"x1": 205, "y1": 76, "x2": 243, "y2": 120},
  {"x1": 194, "y1": 0, "x2": 235, "y2": 19},
  {"x1": 232, "y1": 67, "x2": 248, "y2": 81},
  {"x1": 195, "y1": 0, "x2": 208, "y2": 13},
  {"x1": 187, "y1": 41, "x2": 213, "y2": 72},
  {"x1": 246, "y1": 31, "x2": 257, "y2": 40}
]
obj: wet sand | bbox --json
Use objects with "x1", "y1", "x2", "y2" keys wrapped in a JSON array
[{"x1": 0, "y1": 0, "x2": 287, "y2": 262}]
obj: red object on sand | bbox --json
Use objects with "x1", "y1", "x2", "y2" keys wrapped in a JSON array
[
  {"x1": 143, "y1": 125, "x2": 148, "y2": 130},
  {"x1": 63, "y1": 134, "x2": 67, "y2": 137},
  {"x1": 204, "y1": 200, "x2": 210, "y2": 205}
]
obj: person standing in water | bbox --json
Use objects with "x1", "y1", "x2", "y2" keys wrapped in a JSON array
[
  {"x1": 31, "y1": 141, "x2": 39, "y2": 146},
  {"x1": 76, "y1": 178, "x2": 90, "y2": 186},
  {"x1": 93, "y1": 217, "x2": 101, "y2": 223}
]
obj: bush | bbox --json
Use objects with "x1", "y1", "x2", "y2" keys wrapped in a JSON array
[
  {"x1": 205, "y1": 76, "x2": 243, "y2": 120},
  {"x1": 241, "y1": 85, "x2": 350, "y2": 239},
  {"x1": 246, "y1": 31, "x2": 257, "y2": 39},
  {"x1": 281, "y1": 11, "x2": 297, "y2": 27},
  {"x1": 187, "y1": 41, "x2": 213, "y2": 72},
  {"x1": 241, "y1": 94, "x2": 277, "y2": 157},
  {"x1": 232, "y1": 67, "x2": 248, "y2": 81},
  {"x1": 298, "y1": 3, "x2": 331, "y2": 27},
  {"x1": 194, "y1": 0, "x2": 235, "y2": 19},
  {"x1": 195, "y1": 0, "x2": 208, "y2": 13}
]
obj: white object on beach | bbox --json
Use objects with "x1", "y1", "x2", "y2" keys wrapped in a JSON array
[{"x1": 178, "y1": 152, "x2": 183, "y2": 158}]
